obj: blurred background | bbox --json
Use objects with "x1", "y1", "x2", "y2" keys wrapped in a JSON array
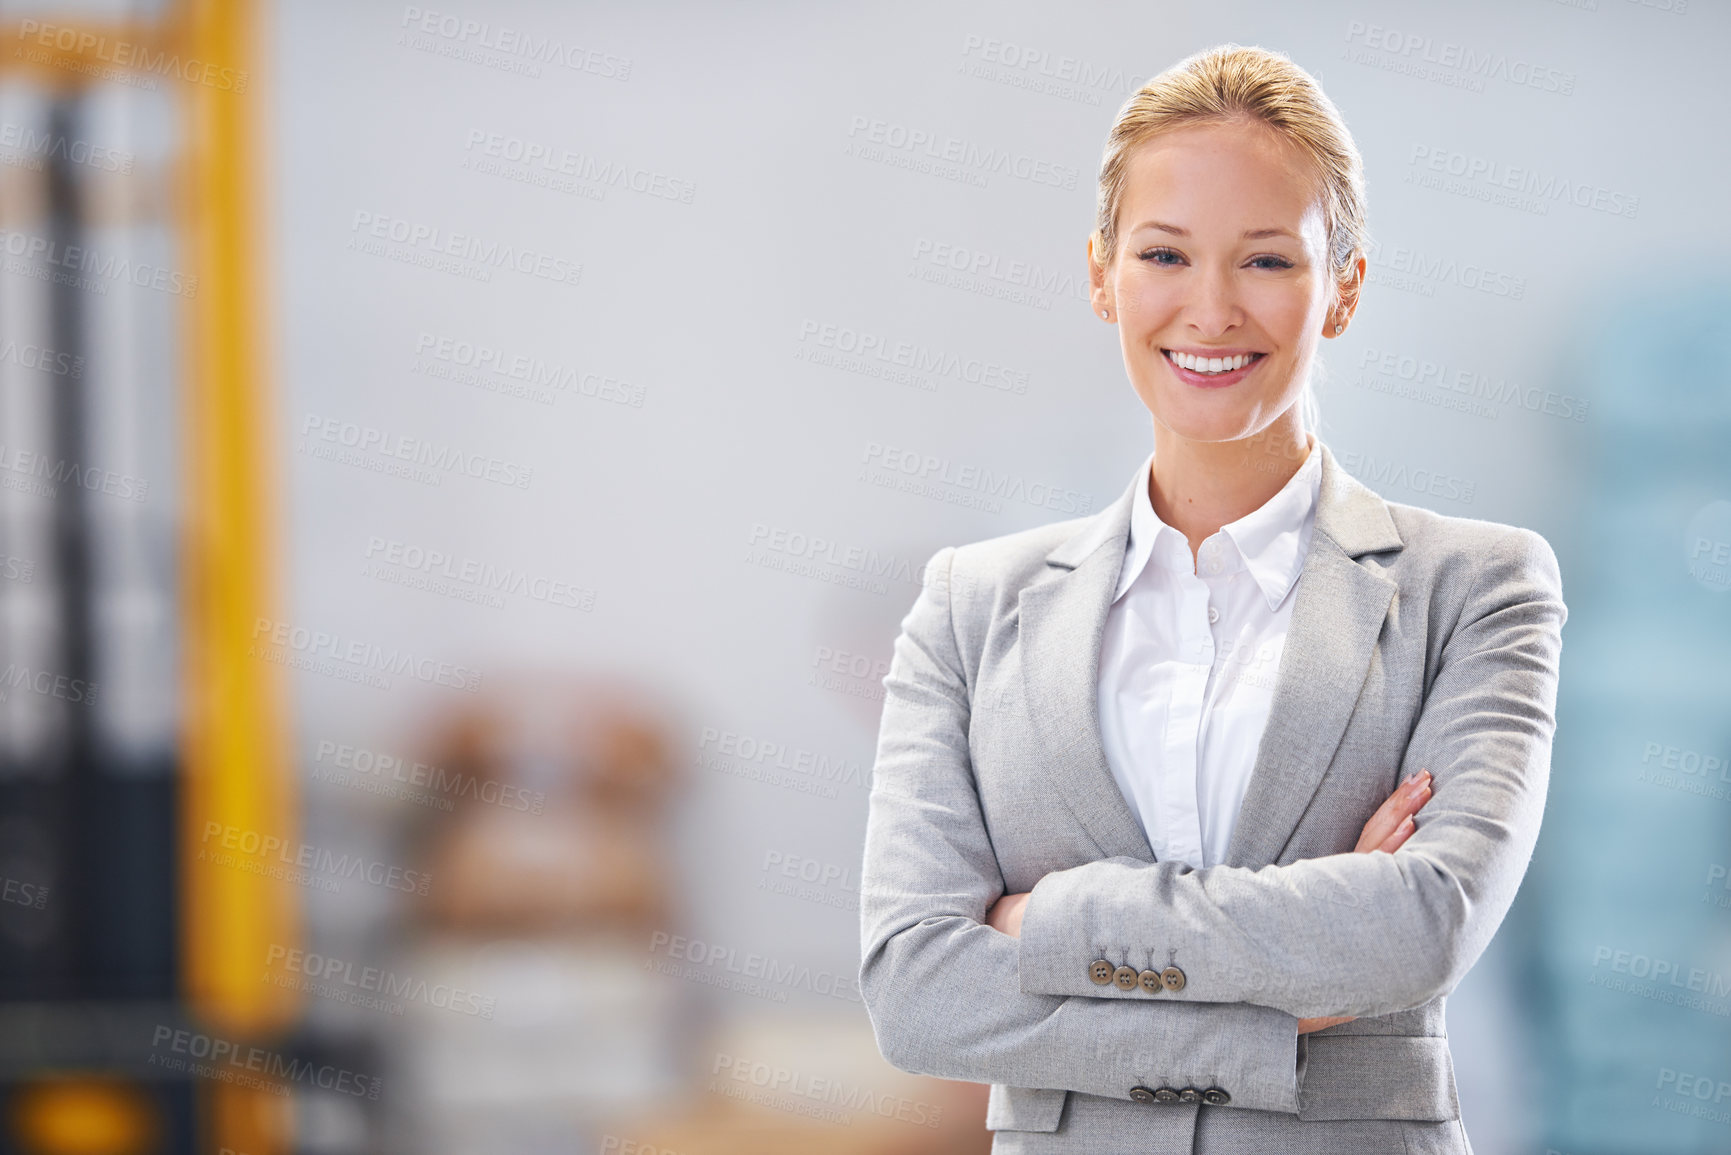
[{"x1": 0, "y1": 0, "x2": 1726, "y2": 1152}]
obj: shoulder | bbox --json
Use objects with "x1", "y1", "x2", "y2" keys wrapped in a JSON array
[
  {"x1": 1375, "y1": 498, "x2": 1564, "y2": 609},
  {"x1": 902, "y1": 514, "x2": 1102, "y2": 682},
  {"x1": 924, "y1": 511, "x2": 1098, "y2": 601}
]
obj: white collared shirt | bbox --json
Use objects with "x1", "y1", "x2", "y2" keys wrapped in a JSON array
[{"x1": 1096, "y1": 439, "x2": 1322, "y2": 870}]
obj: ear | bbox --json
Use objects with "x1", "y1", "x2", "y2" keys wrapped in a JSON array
[
  {"x1": 1333, "y1": 253, "x2": 1367, "y2": 328},
  {"x1": 1088, "y1": 233, "x2": 1113, "y2": 318}
]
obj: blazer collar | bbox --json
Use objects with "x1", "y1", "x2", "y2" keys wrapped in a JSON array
[
  {"x1": 1049, "y1": 440, "x2": 1402, "y2": 572},
  {"x1": 1019, "y1": 440, "x2": 1404, "y2": 866}
]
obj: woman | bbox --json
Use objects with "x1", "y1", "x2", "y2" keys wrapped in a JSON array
[{"x1": 858, "y1": 44, "x2": 1566, "y2": 1154}]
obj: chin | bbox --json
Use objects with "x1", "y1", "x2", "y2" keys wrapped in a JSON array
[
  {"x1": 1134, "y1": 364, "x2": 1304, "y2": 445},
  {"x1": 1140, "y1": 386, "x2": 1264, "y2": 444}
]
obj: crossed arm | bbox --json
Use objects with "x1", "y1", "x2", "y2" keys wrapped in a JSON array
[
  {"x1": 985, "y1": 767, "x2": 1435, "y2": 1040},
  {"x1": 859, "y1": 534, "x2": 1565, "y2": 1108}
]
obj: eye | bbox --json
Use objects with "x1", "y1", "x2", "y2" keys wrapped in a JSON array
[{"x1": 1137, "y1": 248, "x2": 1294, "y2": 270}]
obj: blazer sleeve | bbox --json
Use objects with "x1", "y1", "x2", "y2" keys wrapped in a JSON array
[
  {"x1": 859, "y1": 546, "x2": 1305, "y2": 1112},
  {"x1": 1014, "y1": 527, "x2": 1567, "y2": 1020}
]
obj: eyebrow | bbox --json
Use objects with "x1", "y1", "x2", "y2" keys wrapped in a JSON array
[{"x1": 1131, "y1": 221, "x2": 1298, "y2": 241}]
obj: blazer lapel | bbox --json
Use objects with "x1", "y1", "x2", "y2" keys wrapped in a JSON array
[
  {"x1": 1223, "y1": 443, "x2": 1404, "y2": 868},
  {"x1": 1018, "y1": 470, "x2": 1154, "y2": 861},
  {"x1": 1015, "y1": 441, "x2": 1405, "y2": 870}
]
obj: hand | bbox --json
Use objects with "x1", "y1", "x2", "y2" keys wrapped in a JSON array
[
  {"x1": 1353, "y1": 768, "x2": 1432, "y2": 854},
  {"x1": 986, "y1": 890, "x2": 1030, "y2": 938},
  {"x1": 1299, "y1": 768, "x2": 1432, "y2": 1034}
]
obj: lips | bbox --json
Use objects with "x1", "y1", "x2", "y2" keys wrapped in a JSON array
[{"x1": 1161, "y1": 348, "x2": 1266, "y2": 389}]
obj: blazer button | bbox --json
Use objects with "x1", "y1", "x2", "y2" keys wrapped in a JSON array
[
  {"x1": 1202, "y1": 1087, "x2": 1231, "y2": 1106},
  {"x1": 1178, "y1": 1087, "x2": 1201, "y2": 1104},
  {"x1": 1152, "y1": 1087, "x2": 1180, "y2": 1104},
  {"x1": 1112, "y1": 965, "x2": 1138, "y2": 991},
  {"x1": 1089, "y1": 959, "x2": 1115, "y2": 985},
  {"x1": 1161, "y1": 965, "x2": 1187, "y2": 992},
  {"x1": 1129, "y1": 1086, "x2": 1156, "y2": 1104},
  {"x1": 1138, "y1": 969, "x2": 1162, "y2": 993}
]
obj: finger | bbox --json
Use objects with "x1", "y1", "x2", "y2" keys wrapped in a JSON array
[
  {"x1": 1356, "y1": 796, "x2": 1400, "y2": 850},
  {"x1": 1375, "y1": 813, "x2": 1415, "y2": 854},
  {"x1": 1364, "y1": 775, "x2": 1419, "y2": 841},
  {"x1": 1357, "y1": 772, "x2": 1431, "y2": 851},
  {"x1": 1381, "y1": 771, "x2": 1433, "y2": 825}
]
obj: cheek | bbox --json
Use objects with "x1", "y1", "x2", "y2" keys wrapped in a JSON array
[
  {"x1": 1113, "y1": 274, "x2": 1171, "y2": 320},
  {"x1": 1248, "y1": 298, "x2": 1320, "y2": 351}
]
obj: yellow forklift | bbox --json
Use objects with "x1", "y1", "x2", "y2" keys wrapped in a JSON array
[{"x1": 1, "y1": 3, "x2": 302, "y2": 1151}]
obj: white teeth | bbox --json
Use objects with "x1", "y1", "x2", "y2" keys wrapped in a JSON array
[{"x1": 1166, "y1": 350, "x2": 1258, "y2": 373}]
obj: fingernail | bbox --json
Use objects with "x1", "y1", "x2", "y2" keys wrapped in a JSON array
[{"x1": 1402, "y1": 771, "x2": 1417, "y2": 786}]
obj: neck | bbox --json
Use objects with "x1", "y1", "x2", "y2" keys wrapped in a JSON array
[{"x1": 1148, "y1": 411, "x2": 1313, "y2": 562}]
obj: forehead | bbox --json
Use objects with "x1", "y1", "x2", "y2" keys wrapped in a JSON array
[{"x1": 1118, "y1": 119, "x2": 1325, "y2": 238}]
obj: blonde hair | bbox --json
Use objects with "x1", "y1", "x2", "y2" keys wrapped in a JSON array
[{"x1": 1092, "y1": 44, "x2": 1370, "y2": 435}]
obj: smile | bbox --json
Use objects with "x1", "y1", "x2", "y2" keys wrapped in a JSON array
[{"x1": 1163, "y1": 349, "x2": 1265, "y2": 374}]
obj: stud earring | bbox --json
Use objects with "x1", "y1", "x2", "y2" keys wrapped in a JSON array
[
  {"x1": 1101, "y1": 310, "x2": 1110, "y2": 320},
  {"x1": 1334, "y1": 323, "x2": 1344, "y2": 334}
]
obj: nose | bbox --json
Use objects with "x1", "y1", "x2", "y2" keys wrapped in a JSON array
[{"x1": 1182, "y1": 263, "x2": 1244, "y2": 338}]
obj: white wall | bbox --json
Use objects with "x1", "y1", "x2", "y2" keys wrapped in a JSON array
[{"x1": 270, "y1": 3, "x2": 1729, "y2": 1150}]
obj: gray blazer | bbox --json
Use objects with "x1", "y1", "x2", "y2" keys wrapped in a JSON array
[{"x1": 858, "y1": 441, "x2": 1566, "y2": 1154}]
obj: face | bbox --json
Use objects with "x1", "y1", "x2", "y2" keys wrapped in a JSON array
[{"x1": 1089, "y1": 117, "x2": 1361, "y2": 445}]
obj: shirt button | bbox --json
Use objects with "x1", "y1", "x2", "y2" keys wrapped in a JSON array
[
  {"x1": 1207, "y1": 605, "x2": 1219, "y2": 624},
  {"x1": 1205, "y1": 559, "x2": 1222, "y2": 575}
]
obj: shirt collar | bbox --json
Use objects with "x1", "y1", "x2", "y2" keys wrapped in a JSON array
[{"x1": 1112, "y1": 437, "x2": 1322, "y2": 611}]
